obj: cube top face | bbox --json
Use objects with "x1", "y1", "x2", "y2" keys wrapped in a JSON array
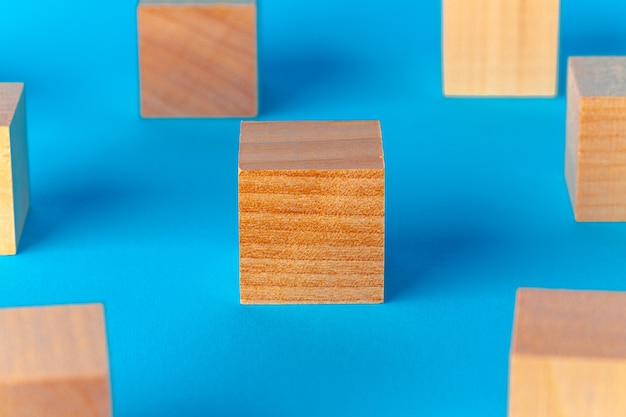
[
  {"x1": 442, "y1": 0, "x2": 559, "y2": 96},
  {"x1": 140, "y1": 0, "x2": 253, "y2": 3},
  {"x1": 0, "y1": 304, "x2": 109, "y2": 382},
  {"x1": 0, "y1": 83, "x2": 24, "y2": 127},
  {"x1": 512, "y1": 289, "x2": 626, "y2": 360},
  {"x1": 138, "y1": 2, "x2": 257, "y2": 117},
  {"x1": 239, "y1": 121, "x2": 384, "y2": 171},
  {"x1": 570, "y1": 57, "x2": 626, "y2": 97}
]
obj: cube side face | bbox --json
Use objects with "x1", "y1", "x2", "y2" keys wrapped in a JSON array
[
  {"x1": 508, "y1": 355, "x2": 552, "y2": 417},
  {"x1": 443, "y1": 0, "x2": 559, "y2": 96},
  {"x1": 565, "y1": 63, "x2": 581, "y2": 218},
  {"x1": 510, "y1": 355, "x2": 626, "y2": 417},
  {"x1": 2, "y1": 376, "x2": 111, "y2": 417},
  {"x1": 239, "y1": 169, "x2": 385, "y2": 304},
  {"x1": 575, "y1": 96, "x2": 626, "y2": 221},
  {"x1": 0, "y1": 125, "x2": 16, "y2": 255},
  {"x1": 138, "y1": 4, "x2": 258, "y2": 117},
  {"x1": 9, "y1": 91, "x2": 29, "y2": 251}
]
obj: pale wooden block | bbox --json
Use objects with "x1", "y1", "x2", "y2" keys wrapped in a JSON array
[
  {"x1": 238, "y1": 121, "x2": 385, "y2": 304},
  {"x1": 0, "y1": 304, "x2": 112, "y2": 417},
  {"x1": 0, "y1": 83, "x2": 29, "y2": 255},
  {"x1": 442, "y1": 0, "x2": 560, "y2": 96},
  {"x1": 509, "y1": 288, "x2": 626, "y2": 417},
  {"x1": 565, "y1": 57, "x2": 626, "y2": 221},
  {"x1": 137, "y1": 0, "x2": 257, "y2": 117}
]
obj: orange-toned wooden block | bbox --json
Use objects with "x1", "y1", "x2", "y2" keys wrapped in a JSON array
[
  {"x1": 0, "y1": 83, "x2": 29, "y2": 255},
  {"x1": 238, "y1": 121, "x2": 385, "y2": 304},
  {"x1": 137, "y1": 0, "x2": 258, "y2": 117},
  {"x1": 509, "y1": 288, "x2": 626, "y2": 417},
  {"x1": 442, "y1": 0, "x2": 560, "y2": 96},
  {"x1": 0, "y1": 304, "x2": 112, "y2": 417},
  {"x1": 565, "y1": 57, "x2": 626, "y2": 221}
]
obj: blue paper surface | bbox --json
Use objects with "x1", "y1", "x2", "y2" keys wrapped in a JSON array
[{"x1": 1, "y1": 0, "x2": 626, "y2": 415}]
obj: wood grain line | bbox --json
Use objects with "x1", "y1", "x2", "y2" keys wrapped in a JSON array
[
  {"x1": 239, "y1": 228, "x2": 384, "y2": 247},
  {"x1": 239, "y1": 174, "x2": 383, "y2": 196},
  {"x1": 240, "y1": 243, "x2": 383, "y2": 261},
  {"x1": 240, "y1": 273, "x2": 383, "y2": 288},
  {"x1": 239, "y1": 193, "x2": 384, "y2": 216},
  {"x1": 240, "y1": 212, "x2": 383, "y2": 234},
  {"x1": 240, "y1": 286, "x2": 383, "y2": 305},
  {"x1": 240, "y1": 258, "x2": 384, "y2": 276}
]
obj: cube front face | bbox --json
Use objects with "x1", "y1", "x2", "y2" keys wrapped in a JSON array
[
  {"x1": 566, "y1": 57, "x2": 626, "y2": 221},
  {"x1": 3, "y1": 378, "x2": 111, "y2": 417},
  {"x1": 137, "y1": 2, "x2": 257, "y2": 117},
  {"x1": 238, "y1": 121, "x2": 385, "y2": 304},
  {"x1": 443, "y1": 0, "x2": 559, "y2": 96},
  {"x1": 0, "y1": 304, "x2": 112, "y2": 417},
  {"x1": 509, "y1": 289, "x2": 626, "y2": 417},
  {"x1": 510, "y1": 356, "x2": 626, "y2": 417},
  {"x1": 0, "y1": 83, "x2": 29, "y2": 255}
]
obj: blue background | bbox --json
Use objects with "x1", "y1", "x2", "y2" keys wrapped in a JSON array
[{"x1": 1, "y1": 0, "x2": 626, "y2": 415}]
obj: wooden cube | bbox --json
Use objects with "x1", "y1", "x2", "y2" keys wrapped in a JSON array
[
  {"x1": 238, "y1": 121, "x2": 385, "y2": 304},
  {"x1": 509, "y1": 288, "x2": 626, "y2": 417},
  {"x1": 565, "y1": 57, "x2": 626, "y2": 221},
  {"x1": 0, "y1": 83, "x2": 29, "y2": 255},
  {"x1": 137, "y1": 0, "x2": 258, "y2": 117},
  {"x1": 0, "y1": 304, "x2": 112, "y2": 417},
  {"x1": 442, "y1": 0, "x2": 560, "y2": 96}
]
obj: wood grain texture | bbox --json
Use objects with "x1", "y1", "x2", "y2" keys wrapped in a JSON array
[
  {"x1": 0, "y1": 304, "x2": 111, "y2": 417},
  {"x1": 238, "y1": 121, "x2": 384, "y2": 304},
  {"x1": 565, "y1": 57, "x2": 626, "y2": 221},
  {"x1": 0, "y1": 83, "x2": 29, "y2": 255},
  {"x1": 137, "y1": 2, "x2": 257, "y2": 117},
  {"x1": 442, "y1": 0, "x2": 560, "y2": 96},
  {"x1": 509, "y1": 288, "x2": 626, "y2": 417}
]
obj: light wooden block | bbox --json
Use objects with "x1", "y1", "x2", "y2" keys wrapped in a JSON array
[
  {"x1": 565, "y1": 57, "x2": 626, "y2": 221},
  {"x1": 442, "y1": 0, "x2": 560, "y2": 96},
  {"x1": 238, "y1": 121, "x2": 385, "y2": 304},
  {"x1": 0, "y1": 83, "x2": 29, "y2": 255},
  {"x1": 509, "y1": 288, "x2": 626, "y2": 417},
  {"x1": 137, "y1": 0, "x2": 258, "y2": 117},
  {"x1": 0, "y1": 304, "x2": 112, "y2": 417}
]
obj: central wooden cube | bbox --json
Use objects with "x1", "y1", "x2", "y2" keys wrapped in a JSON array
[{"x1": 238, "y1": 121, "x2": 385, "y2": 304}]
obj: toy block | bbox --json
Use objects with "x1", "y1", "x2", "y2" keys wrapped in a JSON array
[
  {"x1": 509, "y1": 288, "x2": 626, "y2": 417},
  {"x1": 238, "y1": 121, "x2": 385, "y2": 304},
  {"x1": 0, "y1": 304, "x2": 112, "y2": 417},
  {"x1": 442, "y1": 0, "x2": 560, "y2": 96},
  {"x1": 565, "y1": 57, "x2": 626, "y2": 221},
  {"x1": 137, "y1": 0, "x2": 258, "y2": 117},
  {"x1": 0, "y1": 83, "x2": 29, "y2": 255}
]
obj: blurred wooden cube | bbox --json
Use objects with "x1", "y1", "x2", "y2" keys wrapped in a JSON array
[
  {"x1": 566, "y1": 57, "x2": 626, "y2": 221},
  {"x1": 442, "y1": 0, "x2": 559, "y2": 96},
  {"x1": 238, "y1": 121, "x2": 385, "y2": 304},
  {"x1": 0, "y1": 304, "x2": 112, "y2": 417},
  {"x1": 137, "y1": 0, "x2": 258, "y2": 117},
  {"x1": 0, "y1": 83, "x2": 29, "y2": 255},
  {"x1": 510, "y1": 288, "x2": 626, "y2": 417}
]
